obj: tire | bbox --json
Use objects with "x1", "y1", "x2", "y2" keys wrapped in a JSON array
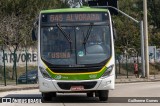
[
  {"x1": 98, "y1": 90, "x2": 109, "y2": 101},
  {"x1": 87, "y1": 92, "x2": 94, "y2": 97},
  {"x1": 42, "y1": 92, "x2": 56, "y2": 101}
]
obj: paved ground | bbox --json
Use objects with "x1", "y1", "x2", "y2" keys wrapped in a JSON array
[
  {"x1": 0, "y1": 75, "x2": 160, "y2": 92},
  {"x1": 1, "y1": 82, "x2": 160, "y2": 105}
]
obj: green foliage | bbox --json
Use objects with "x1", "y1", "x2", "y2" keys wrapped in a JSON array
[
  {"x1": 0, "y1": 0, "x2": 63, "y2": 15},
  {"x1": 113, "y1": 0, "x2": 160, "y2": 56},
  {"x1": 0, "y1": 0, "x2": 160, "y2": 51},
  {"x1": 148, "y1": 0, "x2": 160, "y2": 47},
  {"x1": 113, "y1": 0, "x2": 141, "y2": 51},
  {"x1": 0, "y1": 0, "x2": 65, "y2": 47}
]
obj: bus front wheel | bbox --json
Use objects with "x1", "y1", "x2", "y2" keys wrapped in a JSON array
[
  {"x1": 87, "y1": 92, "x2": 94, "y2": 97},
  {"x1": 42, "y1": 92, "x2": 56, "y2": 101},
  {"x1": 98, "y1": 90, "x2": 109, "y2": 101}
]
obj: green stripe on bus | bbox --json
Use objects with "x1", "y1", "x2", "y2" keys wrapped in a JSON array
[
  {"x1": 46, "y1": 67, "x2": 107, "y2": 80},
  {"x1": 41, "y1": 7, "x2": 108, "y2": 13}
]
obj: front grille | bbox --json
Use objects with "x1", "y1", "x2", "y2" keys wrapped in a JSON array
[
  {"x1": 57, "y1": 81, "x2": 97, "y2": 90},
  {"x1": 42, "y1": 57, "x2": 108, "y2": 73},
  {"x1": 49, "y1": 67, "x2": 102, "y2": 73}
]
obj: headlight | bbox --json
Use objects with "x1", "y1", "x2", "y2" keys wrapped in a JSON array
[
  {"x1": 39, "y1": 67, "x2": 52, "y2": 79},
  {"x1": 101, "y1": 65, "x2": 114, "y2": 79}
]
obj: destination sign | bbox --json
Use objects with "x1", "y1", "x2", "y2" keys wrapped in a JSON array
[{"x1": 41, "y1": 13, "x2": 108, "y2": 23}]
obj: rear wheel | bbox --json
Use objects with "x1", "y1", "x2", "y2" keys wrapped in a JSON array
[
  {"x1": 98, "y1": 90, "x2": 109, "y2": 101},
  {"x1": 42, "y1": 92, "x2": 56, "y2": 101}
]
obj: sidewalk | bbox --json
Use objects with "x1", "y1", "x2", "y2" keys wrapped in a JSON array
[
  {"x1": 116, "y1": 74, "x2": 160, "y2": 83},
  {"x1": 0, "y1": 84, "x2": 38, "y2": 92},
  {"x1": 0, "y1": 75, "x2": 160, "y2": 92}
]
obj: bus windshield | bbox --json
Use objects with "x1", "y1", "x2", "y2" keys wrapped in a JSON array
[{"x1": 40, "y1": 25, "x2": 111, "y2": 66}]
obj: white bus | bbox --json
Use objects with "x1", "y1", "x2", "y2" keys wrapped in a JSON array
[{"x1": 32, "y1": 6, "x2": 116, "y2": 101}]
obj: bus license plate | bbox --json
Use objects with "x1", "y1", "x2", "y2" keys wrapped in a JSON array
[{"x1": 70, "y1": 86, "x2": 84, "y2": 91}]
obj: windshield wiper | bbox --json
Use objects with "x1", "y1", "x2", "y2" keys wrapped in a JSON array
[
  {"x1": 56, "y1": 23, "x2": 72, "y2": 53},
  {"x1": 83, "y1": 23, "x2": 93, "y2": 54},
  {"x1": 56, "y1": 23, "x2": 72, "y2": 43},
  {"x1": 83, "y1": 23, "x2": 93, "y2": 44}
]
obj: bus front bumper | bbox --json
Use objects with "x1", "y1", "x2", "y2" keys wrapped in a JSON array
[{"x1": 39, "y1": 75, "x2": 115, "y2": 92}]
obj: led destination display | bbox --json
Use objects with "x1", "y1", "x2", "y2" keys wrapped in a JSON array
[{"x1": 41, "y1": 13, "x2": 108, "y2": 23}]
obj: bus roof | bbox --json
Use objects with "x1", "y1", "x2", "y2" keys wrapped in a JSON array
[{"x1": 40, "y1": 7, "x2": 109, "y2": 14}]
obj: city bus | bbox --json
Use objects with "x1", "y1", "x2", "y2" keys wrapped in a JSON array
[{"x1": 32, "y1": 6, "x2": 116, "y2": 101}]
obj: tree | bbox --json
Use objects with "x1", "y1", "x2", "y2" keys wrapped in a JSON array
[
  {"x1": 0, "y1": 0, "x2": 65, "y2": 82},
  {"x1": 148, "y1": 0, "x2": 160, "y2": 47},
  {"x1": 0, "y1": 0, "x2": 66, "y2": 46},
  {"x1": 113, "y1": 0, "x2": 142, "y2": 56}
]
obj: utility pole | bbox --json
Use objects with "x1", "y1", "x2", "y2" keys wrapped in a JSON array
[
  {"x1": 140, "y1": 21, "x2": 145, "y2": 77},
  {"x1": 143, "y1": 0, "x2": 149, "y2": 78}
]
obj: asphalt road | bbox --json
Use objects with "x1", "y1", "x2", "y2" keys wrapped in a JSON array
[{"x1": 0, "y1": 82, "x2": 160, "y2": 106}]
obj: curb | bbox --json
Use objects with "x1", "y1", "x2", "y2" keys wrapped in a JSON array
[
  {"x1": 0, "y1": 84, "x2": 39, "y2": 92},
  {"x1": 115, "y1": 79, "x2": 160, "y2": 84},
  {"x1": 116, "y1": 81, "x2": 160, "y2": 84}
]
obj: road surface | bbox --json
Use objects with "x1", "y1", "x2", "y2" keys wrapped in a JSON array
[{"x1": 0, "y1": 82, "x2": 160, "y2": 106}]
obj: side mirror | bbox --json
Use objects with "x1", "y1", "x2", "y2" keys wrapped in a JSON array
[
  {"x1": 112, "y1": 21, "x2": 117, "y2": 40},
  {"x1": 113, "y1": 28, "x2": 117, "y2": 40},
  {"x1": 32, "y1": 19, "x2": 38, "y2": 41},
  {"x1": 32, "y1": 28, "x2": 37, "y2": 41}
]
